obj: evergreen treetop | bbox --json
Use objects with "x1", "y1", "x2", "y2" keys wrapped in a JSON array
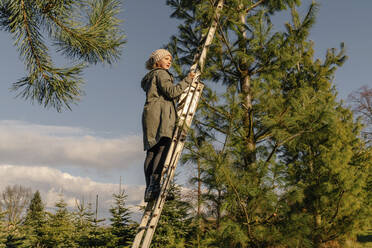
[{"x1": 109, "y1": 187, "x2": 136, "y2": 247}]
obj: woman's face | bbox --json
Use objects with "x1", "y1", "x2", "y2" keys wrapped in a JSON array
[{"x1": 155, "y1": 55, "x2": 172, "y2": 70}]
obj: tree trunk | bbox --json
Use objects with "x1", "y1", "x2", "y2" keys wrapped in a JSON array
[{"x1": 239, "y1": 4, "x2": 256, "y2": 166}]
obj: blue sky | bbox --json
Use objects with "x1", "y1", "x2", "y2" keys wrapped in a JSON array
[{"x1": 0, "y1": 0, "x2": 371, "y2": 218}]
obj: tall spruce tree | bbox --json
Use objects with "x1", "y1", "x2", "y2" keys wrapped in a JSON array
[
  {"x1": 23, "y1": 190, "x2": 47, "y2": 247},
  {"x1": 74, "y1": 200, "x2": 115, "y2": 248},
  {"x1": 43, "y1": 197, "x2": 77, "y2": 248},
  {"x1": 73, "y1": 200, "x2": 94, "y2": 247},
  {"x1": 109, "y1": 187, "x2": 136, "y2": 247},
  {"x1": 0, "y1": 0, "x2": 125, "y2": 111},
  {"x1": 166, "y1": 0, "x2": 370, "y2": 247}
]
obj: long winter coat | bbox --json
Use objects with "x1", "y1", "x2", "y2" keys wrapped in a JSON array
[{"x1": 141, "y1": 68, "x2": 192, "y2": 150}]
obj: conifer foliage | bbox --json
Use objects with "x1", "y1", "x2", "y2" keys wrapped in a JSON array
[
  {"x1": 151, "y1": 183, "x2": 194, "y2": 248},
  {"x1": 23, "y1": 190, "x2": 47, "y2": 247},
  {"x1": 166, "y1": 0, "x2": 372, "y2": 247},
  {"x1": 0, "y1": 187, "x2": 140, "y2": 248},
  {"x1": 0, "y1": 0, "x2": 125, "y2": 111},
  {"x1": 42, "y1": 197, "x2": 77, "y2": 247},
  {"x1": 0, "y1": 211, "x2": 5, "y2": 248},
  {"x1": 109, "y1": 187, "x2": 136, "y2": 247}
]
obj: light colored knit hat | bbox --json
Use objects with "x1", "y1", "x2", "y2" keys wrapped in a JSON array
[{"x1": 145, "y1": 49, "x2": 172, "y2": 70}]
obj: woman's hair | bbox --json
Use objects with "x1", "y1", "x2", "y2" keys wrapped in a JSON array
[{"x1": 145, "y1": 57, "x2": 155, "y2": 70}]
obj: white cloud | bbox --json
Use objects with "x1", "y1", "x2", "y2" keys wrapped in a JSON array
[
  {"x1": 0, "y1": 165, "x2": 146, "y2": 220},
  {"x1": 0, "y1": 120, "x2": 144, "y2": 170}
]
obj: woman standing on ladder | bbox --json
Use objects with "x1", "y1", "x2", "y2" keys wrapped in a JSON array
[{"x1": 141, "y1": 49, "x2": 195, "y2": 202}]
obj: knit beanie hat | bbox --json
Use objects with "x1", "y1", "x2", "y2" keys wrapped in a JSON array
[{"x1": 145, "y1": 49, "x2": 172, "y2": 70}]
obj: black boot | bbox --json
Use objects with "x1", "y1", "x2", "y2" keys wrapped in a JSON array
[
  {"x1": 151, "y1": 174, "x2": 161, "y2": 199},
  {"x1": 144, "y1": 175, "x2": 159, "y2": 202}
]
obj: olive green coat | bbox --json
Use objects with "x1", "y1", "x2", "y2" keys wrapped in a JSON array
[{"x1": 141, "y1": 69, "x2": 191, "y2": 150}]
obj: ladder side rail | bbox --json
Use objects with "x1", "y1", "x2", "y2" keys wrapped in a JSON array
[
  {"x1": 131, "y1": 201, "x2": 155, "y2": 248},
  {"x1": 190, "y1": 0, "x2": 224, "y2": 73},
  {"x1": 163, "y1": 80, "x2": 200, "y2": 176}
]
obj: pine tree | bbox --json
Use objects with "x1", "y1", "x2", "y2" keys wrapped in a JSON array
[
  {"x1": 23, "y1": 190, "x2": 47, "y2": 247},
  {"x1": 74, "y1": 199, "x2": 95, "y2": 247},
  {"x1": 167, "y1": 0, "x2": 309, "y2": 246},
  {"x1": 0, "y1": 0, "x2": 125, "y2": 111},
  {"x1": 281, "y1": 101, "x2": 372, "y2": 247},
  {"x1": 109, "y1": 187, "x2": 136, "y2": 247},
  {"x1": 166, "y1": 0, "x2": 370, "y2": 247},
  {"x1": 43, "y1": 197, "x2": 78, "y2": 248},
  {"x1": 74, "y1": 199, "x2": 115, "y2": 248}
]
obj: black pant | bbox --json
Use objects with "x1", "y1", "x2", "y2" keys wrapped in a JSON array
[{"x1": 144, "y1": 137, "x2": 172, "y2": 188}]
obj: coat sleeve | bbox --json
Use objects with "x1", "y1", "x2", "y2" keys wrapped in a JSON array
[{"x1": 156, "y1": 70, "x2": 192, "y2": 99}]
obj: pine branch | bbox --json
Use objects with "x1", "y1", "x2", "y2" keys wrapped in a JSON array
[
  {"x1": 12, "y1": 65, "x2": 84, "y2": 111},
  {"x1": 245, "y1": 0, "x2": 266, "y2": 13},
  {"x1": 7, "y1": 0, "x2": 85, "y2": 111},
  {"x1": 2, "y1": 0, "x2": 125, "y2": 111},
  {"x1": 48, "y1": 0, "x2": 125, "y2": 64}
]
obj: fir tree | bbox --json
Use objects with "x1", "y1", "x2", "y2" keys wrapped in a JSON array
[
  {"x1": 43, "y1": 197, "x2": 78, "y2": 248},
  {"x1": 23, "y1": 190, "x2": 47, "y2": 247},
  {"x1": 0, "y1": 0, "x2": 125, "y2": 111},
  {"x1": 74, "y1": 199, "x2": 115, "y2": 248},
  {"x1": 74, "y1": 199, "x2": 95, "y2": 247},
  {"x1": 109, "y1": 187, "x2": 136, "y2": 247}
]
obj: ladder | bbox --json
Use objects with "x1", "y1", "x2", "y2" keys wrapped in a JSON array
[{"x1": 131, "y1": 1, "x2": 224, "y2": 247}]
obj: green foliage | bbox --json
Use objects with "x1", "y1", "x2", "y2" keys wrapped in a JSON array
[
  {"x1": 73, "y1": 200, "x2": 116, "y2": 248},
  {"x1": 23, "y1": 190, "x2": 48, "y2": 247},
  {"x1": 167, "y1": 0, "x2": 371, "y2": 247},
  {"x1": 151, "y1": 183, "x2": 195, "y2": 248},
  {"x1": 109, "y1": 187, "x2": 137, "y2": 247},
  {"x1": 42, "y1": 197, "x2": 78, "y2": 248},
  {"x1": 281, "y1": 104, "x2": 372, "y2": 247},
  {"x1": 0, "y1": 0, "x2": 125, "y2": 111},
  {"x1": 0, "y1": 211, "x2": 7, "y2": 248},
  {"x1": 3, "y1": 225, "x2": 27, "y2": 248},
  {"x1": 0, "y1": 188, "x2": 140, "y2": 247}
]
